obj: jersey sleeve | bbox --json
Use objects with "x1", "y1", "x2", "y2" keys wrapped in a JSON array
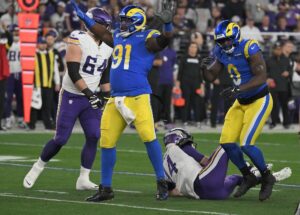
[
  {"x1": 145, "y1": 29, "x2": 161, "y2": 40},
  {"x1": 68, "y1": 30, "x2": 81, "y2": 45},
  {"x1": 244, "y1": 39, "x2": 261, "y2": 59},
  {"x1": 213, "y1": 46, "x2": 221, "y2": 61}
]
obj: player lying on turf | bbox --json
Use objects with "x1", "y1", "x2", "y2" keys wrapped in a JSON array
[
  {"x1": 163, "y1": 128, "x2": 292, "y2": 200},
  {"x1": 23, "y1": 7, "x2": 113, "y2": 190}
]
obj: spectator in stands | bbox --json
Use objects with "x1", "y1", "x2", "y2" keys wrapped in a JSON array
[
  {"x1": 291, "y1": 53, "x2": 300, "y2": 134},
  {"x1": 245, "y1": 0, "x2": 269, "y2": 26},
  {"x1": 293, "y1": 19, "x2": 300, "y2": 41},
  {"x1": 3, "y1": 24, "x2": 26, "y2": 129},
  {"x1": 177, "y1": 42, "x2": 205, "y2": 128},
  {"x1": 50, "y1": 1, "x2": 67, "y2": 34},
  {"x1": 0, "y1": 4, "x2": 17, "y2": 29},
  {"x1": 267, "y1": 41, "x2": 293, "y2": 129},
  {"x1": 65, "y1": 0, "x2": 87, "y2": 32},
  {"x1": 259, "y1": 14, "x2": 277, "y2": 43},
  {"x1": 221, "y1": 0, "x2": 246, "y2": 21},
  {"x1": 209, "y1": 6, "x2": 222, "y2": 28},
  {"x1": 277, "y1": 15, "x2": 290, "y2": 41},
  {"x1": 190, "y1": 31, "x2": 204, "y2": 50},
  {"x1": 241, "y1": 17, "x2": 264, "y2": 43},
  {"x1": 28, "y1": 37, "x2": 60, "y2": 130},
  {"x1": 157, "y1": 44, "x2": 177, "y2": 128},
  {"x1": 210, "y1": 69, "x2": 234, "y2": 128},
  {"x1": 0, "y1": 25, "x2": 12, "y2": 131}
]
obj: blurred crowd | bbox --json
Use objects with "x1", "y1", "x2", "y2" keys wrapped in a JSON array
[{"x1": 0, "y1": 0, "x2": 300, "y2": 133}]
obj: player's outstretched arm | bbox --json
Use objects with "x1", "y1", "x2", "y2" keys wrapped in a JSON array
[
  {"x1": 145, "y1": 2, "x2": 174, "y2": 52},
  {"x1": 239, "y1": 51, "x2": 267, "y2": 91},
  {"x1": 71, "y1": 0, "x2": 113, "y2": 47},
  {"x1": 201, "y1": 57, "x2": 223, "y2": 82}
]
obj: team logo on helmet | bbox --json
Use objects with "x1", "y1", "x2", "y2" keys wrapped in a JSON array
[
  {"x1": 86, "y1": 7, "x2": 112, "y2": 29},
  {"x1": 118, "y1": 5, "x2": 146, "y2": 37},
  {"x1": 214, "y1": 20, "x2": 241, "y2": 54}
]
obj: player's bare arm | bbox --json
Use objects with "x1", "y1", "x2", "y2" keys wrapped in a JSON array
[
  {"x1": 239, "y1": 51, "x2": 267, "y2": 91},
  {"x1": 201, "y1": 58, "x2": 223, "y2": 82}
]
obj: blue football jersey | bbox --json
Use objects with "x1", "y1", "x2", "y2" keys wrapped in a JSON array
[
  {"x1": 110, "y1": 29, "x2": 160, "y2": 96},
  {"x1": 214, "y1": 39, "x2": 268, "y2": 99}
]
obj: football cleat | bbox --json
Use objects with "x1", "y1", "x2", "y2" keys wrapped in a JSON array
[
  {"x1": 76, "y1": 177, "x2": 98, "y2": 191},
  {"x1": 259, "y1": 170, "x2": 276, "y2": 201},
  {"x1": 86, "y1": 185, "x2": 114, "y2": 202},
  {"x1": 156, "y1": 179, "x2": 168, "y2": 200},
  {"x1": 234, "y1": 173, "x2": 258, "y2": 198},
  {"x1": 23, "y1": 162, "x2": 44, "y2": 188},
  {"x1": 273, "y1": 167, "x2": 292, "y2": 182}
]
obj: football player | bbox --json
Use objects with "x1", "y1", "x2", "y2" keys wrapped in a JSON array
[
  {"x1": 72, "y1": 1, "x2": 174, "y2": 201},
  {"x1": 23, "y1": 7, "x2": 113, "y2": 190},
  {"x1": 201, "y1": 20, "x2": 275, "y2": 201},
  {"x1": 163, "y1": 128, "x2": 292, "y2": 200}
]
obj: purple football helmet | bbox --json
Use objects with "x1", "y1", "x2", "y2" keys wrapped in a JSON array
[
  {"x1": 163, "y1": 128, "x2": 194, "y2": 147},
  {"x1": 86, "y1": 7, "x2": 112, "y2": 29}
]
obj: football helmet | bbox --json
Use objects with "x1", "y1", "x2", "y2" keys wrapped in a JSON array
[
  {"x1": 163, "y1": 128, "x2": 195, "y2": 148},
  {"x1": 86, "y1": 7, "x2": 112, "y2": 29},
  {"x1": 214, "y1": 20, "x2": 241, "y2": 54},
  {"x1": 118, "y1": 5, "x2": 146, "y2": 37}
]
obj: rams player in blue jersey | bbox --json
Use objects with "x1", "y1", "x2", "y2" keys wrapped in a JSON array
[
  {"x1": 201, "y1": 20, "x2": 276, "y2": 201},
  {"x1": 72, "y1": 1, "x2": 174, "y2": 201}
]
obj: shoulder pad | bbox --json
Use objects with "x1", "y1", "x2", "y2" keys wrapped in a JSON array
[{"x1": 243, "y1": 39, "x2": 261, "y2": 58}]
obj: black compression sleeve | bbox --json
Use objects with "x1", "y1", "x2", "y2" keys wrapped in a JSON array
[
  {"x1": 156, "y1": 34, "x2": 170, "y2": 49},
  {"x1": 67, "y1": 62, "x2": 81, "y2": 83}
]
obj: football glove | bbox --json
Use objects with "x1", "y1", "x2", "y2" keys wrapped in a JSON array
[
  {"x1": 155, "y1": 0, "x2": 175, "y2": 23},
  {"x1": 220, "y1": 86, "x2": 240, "y2": 99},
  {"x1": 200, "y1": 56, "x2": 214, "y2": 70},
  {"x1": 88, "y1": 94, "x2": 103, "y2": 109}
]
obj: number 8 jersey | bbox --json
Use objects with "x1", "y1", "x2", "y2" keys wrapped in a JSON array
[
  {"x1": 62, "y1": 30, "x2": 113, "y2": 95},
  {"x1": 110, "y1": 29, "x2": 160, "y2": 97}
]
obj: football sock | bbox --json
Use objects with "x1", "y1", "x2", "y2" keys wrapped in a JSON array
[
  {"x1": 241, "y1": 145, "x2": 267, "y2": 173},
  {"x1": 40, "y1": 139, "x2": 62, "y2": 162},
  {"x1": 221, "y1": 143, "x2": 248, "y2": 171},
  {"x1": 79, "y1": 166, "x2": 91, "y2": 179},
  {"x1": 81, "y1": 140, "x2": 97, "y2": 169},
  {"x1": 145, "y1": 139, "x2": 165, "y2": 180},
  {"x1": 101, "y1": 147, "x2": 116, "y2": 187},
  {"x1": 36, "y1": 157, "x2": 47, "y2": 168}
]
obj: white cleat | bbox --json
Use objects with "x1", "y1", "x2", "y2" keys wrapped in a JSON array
[
  {"x1": 76, "y1": 177, "x2": 98, "y2": 191},
  {"x1": 273, "y1": 167, "x2": 292, "y2": 182},
  {"x1": 23, "y1": 162, "x2": 44, "y2": 189}
]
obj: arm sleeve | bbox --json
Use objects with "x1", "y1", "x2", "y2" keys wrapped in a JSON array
[{"x1": 100, "y1": 58, "x2": 111, "y2": 85}]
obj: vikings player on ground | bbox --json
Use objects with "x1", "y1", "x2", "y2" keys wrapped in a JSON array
[
  {"x1": 23, "y1": 7, "x2": 113, "y2": 190},
  {"x1": 201, "y1": 20, "x2": 275, "y2": 201},
  {"x1": 72, "y1": 0, "x2": 174, "y2": 201},
  {"x1": 163, "y1": 128, "x2": 292, "y2": 200}
]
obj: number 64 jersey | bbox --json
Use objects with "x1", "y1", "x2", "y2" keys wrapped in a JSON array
[
  {"x1": 163, "y1": 144, "x2": 203, "y2": 199},
  {"x1": 62, "y1": 30, "x2": 113, "y2": 95}
]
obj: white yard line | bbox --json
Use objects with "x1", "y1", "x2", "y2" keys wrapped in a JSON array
[
  {"x1": 251, "y1": 188, "x2": 280, "y2": 192},
  {"x1": 114, "y1": 189, "x2": 142, "y2": 194},
  {"x1": 0, "y1": 193, "x2": 236, "y2": 215},
  {"x1": 35, "y1": 190, "x2": 68, "y2": 194}
]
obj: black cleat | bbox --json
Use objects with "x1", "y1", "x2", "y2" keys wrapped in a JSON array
[
  {"x1": 234, "y1": 173, "x2": 258, "y2": 198},
  {"x1": 259, "y1": 170, "x2": 276, "y2": 201},
  {"x1": 156, "y1": 179, "x2": 168, "y2": 200},
  {"x1": 86, "y1": 185, "x2": 114, "y2": 202}
]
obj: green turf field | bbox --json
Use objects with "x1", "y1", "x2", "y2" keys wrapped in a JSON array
[{"x1": 0, "y1": 133, "x2": 299, "y2": 215}]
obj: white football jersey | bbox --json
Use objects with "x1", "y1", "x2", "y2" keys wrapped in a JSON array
[
  {"x1": 7, "y1": 41, "x2": 21, "y2": 73},
  {"x1": 62, "y1": 30, "x2": 113, "y2": 95},
  {"x1": 163, "y1": 144, "x2": 202, "y2": 199}
]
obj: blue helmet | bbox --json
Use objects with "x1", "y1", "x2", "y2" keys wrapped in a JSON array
[
  {"x1": 119, "y1": 5, "x2": 147, "y2": 37},
  {"x1": 86, "y1": 7, "x2": 112, "y2": 29},
  {"x1": 163, "y1": 128, "x2": 195, "y2": 148},
  {"x1": 214, "y1": 20, "x2": 241, "y2": 54}
]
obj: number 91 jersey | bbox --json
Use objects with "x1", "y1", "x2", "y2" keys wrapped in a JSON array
[
  {"x1": 62, "y1": 30, "x2": 113, "y2": 95},
  {"x1": 214, "y1": 39, "x2": 268, "y2": 99},
  {"x1": 110, "y1": 29, "x2": 160, "y2": 96}
]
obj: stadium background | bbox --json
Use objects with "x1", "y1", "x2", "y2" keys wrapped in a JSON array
[{"x1": 0, "y1": 0, "x2": 299, "y2": 214}]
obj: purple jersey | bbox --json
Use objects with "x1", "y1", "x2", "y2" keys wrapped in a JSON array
[{"x1": 158, "y1": 48, "x2": 177, "y2": 85}]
